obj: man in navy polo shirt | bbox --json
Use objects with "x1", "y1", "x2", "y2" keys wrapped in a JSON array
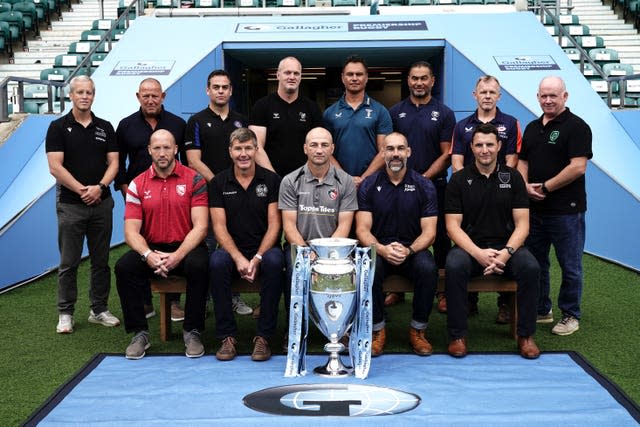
[
  {"x1": 115, "y1": 78, "x2": 187, "y2": 322},
  {"x1": 445, "y1": 123, "x2": 540, "y2": 359},
  {"x1": 518, "y1": 76, "x2": 592, "y2": 337},
  {"x1": 46, "y1": 75, "x2": 120, "y2": 334},
  {"x1": 249, "y1": 56, "x2": 323, "y2": 177},
  {"x1": 449, "y1": 75, "x2": 523, "y2": 321},
  {"x1": 387, "y1": 60, "x2": 456, "y2": 310},
  {"x1": 209, "y1": 128, "x2": 284, "y2": 362},
  {"x1": 324, "y1": 55, "x2": 393, "y2": 186},
  {"x1": 184, "y1": 69, "x2": 252, "y2": 317},
  {"x1": 115, "y1": 130, "x2": 209, "y2": 360},
  {"x1": 356, "y1": 132, "x2": 438, "y2": 357}
]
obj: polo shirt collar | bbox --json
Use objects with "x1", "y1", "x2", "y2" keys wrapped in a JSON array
[
  {"x1": 472, "y1": 106, "x2": 504, "y2": 124},
  {"x1": 339, "y1": 93, "x2": 372, "y2": 109},
  {"x1": 149, "y1": 160, "x2": 185, "y2": 179},
  {"x1": 301, "y1": 163, "x2": 341, "y2": 185},
  {"x1": 469, "y1": 161, "x2": 503, "y2": 178},
  {"x1": 537, "y1": 107, "x2": 571, "y2": 125},
  {"x1": 380, "y1": 168, "x2": 413, "y2": 186},
  {"x1": 225, "y1": 164, "x2": 266, "y2": 185},
  {"x1": 63, "y1": 110, "x2": 96, "y2": 127},
  {"x1": 136, "y1": 106, "x2": 167, "y2": 122}
]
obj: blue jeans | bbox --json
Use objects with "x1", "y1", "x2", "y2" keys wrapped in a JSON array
[
  {"x1": 526, "y1": 212, "x2": 585, "y2": 319},
  {"x1": 209, "y1": 247, "x2": 284, "y2": 339}
]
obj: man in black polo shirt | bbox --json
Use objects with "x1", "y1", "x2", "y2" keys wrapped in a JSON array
[
  {"x1": 445, "y1": 123, "x2": 540, "y2": 359},
  {"x1": 518, "y1": 76, "x2": 592, "y2": 336},
  {"x1": 184, "y1": 69, "x2": 252, "y2": 317},
  {"x1": 356, "y1": 132, "x2": 439, "y2": 357},
  {"x1": 115, "y1": 78, "x2": 187, "y2": 321},
  {"x1": 249, "y1": 56, "x2": 324, "y2": 177},
  {"x1": 209, "y1": 128, "x2": 284, "y2": 362},
  {"x1": 46, "y1": 75, "x2": 120, "y2": 334}
]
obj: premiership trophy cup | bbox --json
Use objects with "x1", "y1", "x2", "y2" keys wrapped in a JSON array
[{"x1": 285, "y1": 237, "x2": 374, "y2": 379}]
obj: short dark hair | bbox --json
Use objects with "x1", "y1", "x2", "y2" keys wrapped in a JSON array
[
  {"x1": 207, "y1": 69, "x2": 231, "y2": 87},
  {"x1": 471, "y1": 122, "x2": 499, "y2": 142},
  {"x1": 229, "y1": 127, "x2": 257, "y2": 147},
  {"x1": 343, "y1": 55, "x2": 368, "y2": 73},
  {"x1": 409, "y1": 61, "x2": 434, "y2": 75}
]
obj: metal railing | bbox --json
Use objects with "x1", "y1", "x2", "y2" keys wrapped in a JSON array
[{"x1": 0, "y1": 0, "x2": 144, "y2": 121}]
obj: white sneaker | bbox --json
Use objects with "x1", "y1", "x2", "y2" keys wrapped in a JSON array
[
  {"x1": 551, "y1": 315, "x2": 580, "y2": 336},
  {"x1": 88, "y1": 310, "x2": 121, "y2": 327},
  {"x1": 56, "y1": 314, "x2": 74, "y2": 334},
  {"x1": 232, "y1": 295, "x2": 253, "y2": 315}
]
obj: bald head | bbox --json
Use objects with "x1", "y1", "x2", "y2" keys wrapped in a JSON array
[
  {"x1": 537, "y1": 76, "x2": 568, "y2": 120},
  {"x1": 277, "y1": 56, "x2": 302, "y2": 96},
  {"x1": 304, "y1": 127, "x2": 334, "y2": 167},
  {"x1": 148, "y1": 129, "x2": 178, "y2": 174},
  {"x1": 137, "y1": 78, "x2": 165, "y2": 118}
]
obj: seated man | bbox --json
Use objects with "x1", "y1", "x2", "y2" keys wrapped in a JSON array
[
  {"x1": 444, "y1": 123, "x2": 540, "y2": 359},
  {"x1": 209, "y1": 128, "x2": 284, "y2": 362},
  {"x1": 356, "y1": 132, "x2": 439, "y2": 357},
  {"x1": 279, "y1": 127, "x2": 358, "y2": 312},
  {"x1": 115, "y1": 130, "x2": 209, "y2": 360}
]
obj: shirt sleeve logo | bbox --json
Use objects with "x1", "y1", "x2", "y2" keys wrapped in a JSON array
[
  {"x1": 176, "y1": 184, "x2": 186, "y2": 196},
  {"x1": 256, "y1": 184, "x2": 268, "y2": 197}
]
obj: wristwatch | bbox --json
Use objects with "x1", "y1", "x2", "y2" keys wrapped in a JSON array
[
  {"x1": 541, "y1": 182, "x2": 549, "y2": 194},
  {"x1": 141, "y1": 249, "x2": 152, "y2": 262},
  {"x1": 504, "y1": 246, "x2": 515, "y2": 256},
  {"x1": 98, "y1": 183, "x2": 107, "y2": 191},
  {"x1": 406, "y1": 246, "x2": 415, "y2": 256}
]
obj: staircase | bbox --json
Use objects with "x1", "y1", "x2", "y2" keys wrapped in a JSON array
[
  {"x1": 563, "y1": 0, "x2": 640, "y2": 73},
  {"x1": 0, "y1": 0, "x2": 120, "y2": 81}
]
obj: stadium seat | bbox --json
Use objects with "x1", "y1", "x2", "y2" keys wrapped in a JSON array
[
  {"x1": 90, "y1": 52, "x2": 107, "y2": 66},
  {"x1": 579, "y1": 62, "x2": 599, "y2": 77},
  {"x1": 0, "y1": 3, "x2": 11, "y2": 13},
  {"x1": 276, "y1": 0, "x2": 299, "y2": 6},
  {"x1": 80, "y1": 29, "x2": 107, "y2": 41},
  {"x1": 459, "y1": 0, "x2": 485, "y2": 4},
  {"x1": 194, "y1": 0, "x2": 220, "y2": 6},
  {"x1": 603, "y1": 62, "x2": 634, "y2": 77},
  {"x1": 563, "y1": 48, "x2": 582, "y2": 62},
  {"x1": 236, "y1": 0, "x2": 259, "y2": 5},
  {"x1": 155, "y1": 0, "x2": 179, "y2": 6},
  {"x1": 39, "y1": 67, "x2": 69, "y2": 82},
  {"x1": 543, "y1": 14, "x2": 579, "y2": 25},
  {"x1": 53, "y1": 53, "x2": 85, "y2": 68},
  {"x1": 68, "y1": 41, "x2": 97, "y2": 54},
  {"x1": 0, "y1": 11, "x2": 26, "y2": 48},
  {"x1": 0, "y1": 20, "x2": 10, "y2": 56},
  {"x1": 408, "y1": 0, "x2": 431, "y2": 4},
  {"x1": 588, "y1": 48, "x2": 619, "y2": 65},
  {"x1": 11, "y1": 1, "x2": 38, "y2": 37},
  {"x1": 110, "y1": 28, "x2": 126, "y2": 40},
  {"x1": 332, "y1": 0, "x2": 356, "y2": 5},
  {"x1": 577, "y1": 35, "x2": 604, "y2": 49}
]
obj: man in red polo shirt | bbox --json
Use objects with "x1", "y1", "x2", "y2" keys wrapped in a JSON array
[{"x1": 115, "y1": 129, "x2": 209, "y2": 360}]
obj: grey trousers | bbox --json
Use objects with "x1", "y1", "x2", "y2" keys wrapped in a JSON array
[{"x1": 56, "y1": 198, "x2": 114, "y2": 315}]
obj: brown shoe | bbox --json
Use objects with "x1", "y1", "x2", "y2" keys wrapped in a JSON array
[
  {"x1": 496, "y1": 303, "x2": 511, "y2": 324},
  {"x1": 251, "y1": 336, "x2": 272, "y2": 362},
  {"x1": 215, "y1": 336, "x2": 237, "y2": 361},
  {"x1": 409, "y1": 327, "x2": 432, "y2": 356},
  {"x1": 384, "y1": 292, "x2": 404, "y2": 307},
  {"x1": 437, "y1": 292, "x2": 447, "y2": 313},
  {"x1": 448, "y1": 337, "x2": 467, "y2": 358},
  {"x1": 170, "y1": 303, "x2": 185, "y2": 322},
  {"x1": 518, "y1": 336, "x2": 540, "y2": 359},
  {"x1": 371, "y1": 328, "x2": 386, "y2": 357}
]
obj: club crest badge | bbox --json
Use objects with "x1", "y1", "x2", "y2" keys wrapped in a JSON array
[
  {"x1": 256, "y1": 184, "x2": 268, "y2": 197},
  {"x1": 176, "y1": 184, "x2": 186, "y2": 196}
]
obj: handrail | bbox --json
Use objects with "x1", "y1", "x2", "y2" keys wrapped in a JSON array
[{"x1": 0, "y1": 77, "x2": 66, "y2": 121}]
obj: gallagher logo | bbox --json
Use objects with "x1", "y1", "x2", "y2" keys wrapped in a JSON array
[{"x1": 243, "y1": 384, "x2": 420, "y2": 416}]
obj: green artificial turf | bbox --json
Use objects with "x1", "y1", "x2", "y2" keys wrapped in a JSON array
[{"x1": 1, "y1": 245, "x2": 638, "y2": 425}]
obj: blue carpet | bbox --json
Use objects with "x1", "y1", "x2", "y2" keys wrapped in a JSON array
[{"x1": 26, "y1": 352, "x2": 639, "y2": 426}]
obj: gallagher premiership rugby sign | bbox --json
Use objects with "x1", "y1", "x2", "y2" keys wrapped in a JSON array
[{"x1": 244, "y1": 384, "x2": 420, "y2": 417}]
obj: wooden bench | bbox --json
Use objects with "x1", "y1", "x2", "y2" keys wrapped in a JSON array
[{"x1": 150, "y1": 271, "x2": 517, "y2": 341}]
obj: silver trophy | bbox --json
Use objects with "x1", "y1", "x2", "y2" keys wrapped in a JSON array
[{"x1": 308, "y1": 238, "x2": 358, "y2": 377}]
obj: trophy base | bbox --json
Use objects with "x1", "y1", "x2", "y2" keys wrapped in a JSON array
[{"x1": 314, "y1": 347, "x2": 353, "y2": 378}]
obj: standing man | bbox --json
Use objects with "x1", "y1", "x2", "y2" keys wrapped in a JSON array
[
  {"x1": 451, "y1": 75, "x2": 521, "y2": 172},
  {"x1": 115, "y1": 78, "x2": 187, "y2": 321},
  {"x1": 518, "y1": 76, "x2": 592, "y2": 336},
  {"x1": 209, "y1": 128, "x2": 284, "y2": 362},
  {"x1": 279, "y1": 127, "x2": 358, "y2": 311},
  {"x1": 450, "y1": 75, "x2": 522, "y2": 320},
  {"x1": 184, "y1": 69, "x2": 251, "y2": 316},
  {"x1": 444, "y1": 123, "x2": 540, "y2": 359},
  {"x1": 388, "y1": 60, "x2": 456, "y2": 309},
  {"x1": 249, "y1": 56, "x2": 324, "y2": 177},
  {"x1": 324, "y1": 55, "x2": 393, "y2": 186},
  {"x1": 46, "y1": 75, "x2": 120, "y2": 334},
  {"x1": 356, "y1": 132, "x2": 439, "y2": 357},
  {"x1": 115, "y1": 130, "x2": 209, "y2": 360}
]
